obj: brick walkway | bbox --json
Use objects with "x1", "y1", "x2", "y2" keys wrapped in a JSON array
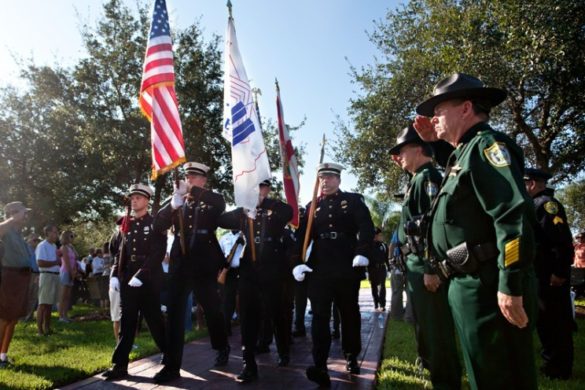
[{"x1": 61, "y1": 288, "x2": 388, "y2": 389}]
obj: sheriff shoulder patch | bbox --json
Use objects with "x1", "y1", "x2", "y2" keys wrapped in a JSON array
[
  {"x1": 426, "y1": 181, "x2": 438, "y2": 198},
  {"x1": 484, "y1": 142, "x2": 511, "y2": 167},
  {"x1": 544, "y1": 201, "x2": 558, "y2": 215}
]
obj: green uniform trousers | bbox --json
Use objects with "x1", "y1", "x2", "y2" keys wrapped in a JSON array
[
  {"x1": 406, "y1": 254, "x2": 461, "y2": 390},
  {"x1": 448, "y1": 263, "x2": 538, "y2": 390}
]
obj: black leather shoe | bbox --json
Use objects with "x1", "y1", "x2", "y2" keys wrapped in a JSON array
[
  {"x1": 292, "y1": 328, "x2": 306, "y2": 337},
  {"x1": 236, "y1": 365, "x2": 258, "y2": 383},
  {"x1": 277, "y1": 354, "x2": 290, "y2": 367},
  {"x1": 255, "y1": 344, "x2": 270, "y2": 354},
  {"x1": 306, "y1": 366, "x2": 330, "y2": 387},
  {"x1": 215, "y1": 345, "x2": 231, "y2": 366},
  {"x1": 153, "y1": 366, "x2": 180, "y2": 384},
  {"x1": 102, "y1": 364, "x2": 128, "y2": 381},
  {"x1": 346, "y1": 356, "x2": 360, "y2": 374}
]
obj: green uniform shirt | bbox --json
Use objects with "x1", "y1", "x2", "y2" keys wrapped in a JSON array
[
  {"x1": 398, "y1": 162, "x2": 442, "y2": 273},
  {"x1": 430, "y1": 122, "x2": 536, "y2": 296}
]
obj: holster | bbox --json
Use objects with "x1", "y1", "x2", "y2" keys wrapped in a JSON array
[{"x1": 441, "y1": 241, "x2": 498, "y2": 278}]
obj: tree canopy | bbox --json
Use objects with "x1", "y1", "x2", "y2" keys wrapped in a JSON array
[{"x1": 335, "y1": 0, "x2": 585, "y2": 199}]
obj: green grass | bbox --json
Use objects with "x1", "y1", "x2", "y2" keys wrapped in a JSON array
[
  {"x1": 0, "y1": 304, "x2": 207, "y2": 389},
  {"x1": 378, "y1": 316, "x2": 585, "y2": 389}
]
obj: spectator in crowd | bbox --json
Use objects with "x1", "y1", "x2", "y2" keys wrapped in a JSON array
[
  {"x1": 368, "y1": 227, "x2": 389, "y2": 311},
  {"x1": 0, "y1": 202, "x2": 33, "y2": 368},
  {"x1": 36, "y1": 224, "x2": 61, "y2": 336},
  {"x1": 388, "y1": 229, "x2": 406, "y2": 321},
  {"x1": 58, "y1": 230, "x2": 78, "y2": 323},
  {"x1": 91, "y1": 249, "x2": 105, "y2": 276},
  {"x1": 23, "y1": 233, "x2": 41, "y2": 321}
]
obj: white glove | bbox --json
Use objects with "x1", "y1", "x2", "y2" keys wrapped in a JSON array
[
  {"x1": 161, "y1": 305, "x2": 167, "y2": 313},
  {"x1": 128, "y1": 276, "x2": 143, "y2": 287},
  {"x1": 109, "y1": 276, "x2": 120, "y2": 292},
  {"x1": 352, "y1": 255, "x2": 369, "y2": 267},
  {"x1": 170, "y1": 193, "x2": 185, "y2": 210},
  {"x1": 293, "y1": 264, "x2": 313, "y2": 282},
  {"x1": 173, "y1": 180, "x2": 188, "y2": 195}
]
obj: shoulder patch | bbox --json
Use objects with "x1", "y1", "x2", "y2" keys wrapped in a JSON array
[
  {"x1": 426, "y1": 181, "x2": 438, "y2": 198},
  {"x1": 484, "y1": 142, "x2": 511, "y2": 167},
  {"x1": 543, "y1": 201, "x2": 558, "y2": 215}
]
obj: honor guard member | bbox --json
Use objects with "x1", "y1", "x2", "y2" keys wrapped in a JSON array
[
  {"x1": 219, "y1": 179, "x2": 293, "y2": 383},
  {"x1": 390, "y1": 124, "x2": 461, "y2": 390},
  {"x1": 368, "y1": 227, "x2": 389, "y2": 311},
  {"x1": 293, "y1": 163, "x2": 374, "y2": 387},
  {"x1": 153, "y1": 162, "x2": 230, "y2": 383},
  {"x1": 524, "y1": 168, "x2": 574, "y2": 379},
  {"x1": 414, "y1": 73, "x2": 538, "y2": 389},
  {"x1": 103, "y1": 184, "x2": 167, "y2": 381}
]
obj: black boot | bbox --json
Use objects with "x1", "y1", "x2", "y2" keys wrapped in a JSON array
[
  {"x1": 277, "y1": 354, "x2": 290, "y2": 367},
  {"x1": 306, "y1": 366, "x2": 330, "y2": 387},
  {"x1": 153, "y1": 366, "x2": 180, "y2": 384},
  {"x1": 237, "y1": 351, "x2": 258, "y2": 383},
  {"x1": 102, "y1": 364, "x2": 128, "y2": 381},
  {"x1": 292, "y1": 327, "x2": 306, "y2": 337},
  {"x1": 215, "y1": 345, "x2": 231, "y2": 367},
  {"x1": 346, "y1": 354, "x2": 360, "y2": 374},
  {"x1": 331, "y1": 328, "x2": 340, "y2": 340}
]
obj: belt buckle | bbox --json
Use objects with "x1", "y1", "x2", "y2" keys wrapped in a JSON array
[
  {"x1": 254, "y1": 237, "x2": 261, "y2": 244},
  {"x1": 130, "y1": 255, "x2": 137, "y2": 262},
  {"x1": 330, "y1": 232, "x2": 337, "y2": 240}
]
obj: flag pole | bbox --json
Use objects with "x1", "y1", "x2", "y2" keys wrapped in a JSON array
[
  {"x1": 302, "y1": 133, "x2": 326, "y2": 262},
  {"x1": 248, "y1": 217, "x2": 256, "y2": 262}
]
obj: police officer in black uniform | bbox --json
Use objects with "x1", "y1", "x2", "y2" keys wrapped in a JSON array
[
  {"x1": 219, "y1": 179, "x2": 293, "y2": 383},
  {"x1": 153, "y1": 162, "x2": 230, "y2": 384},
  {"x1": 524, "y1": 168, "x2": 575, "y2": 379},
  {"x1": 368, "y1": 227, "x2": 389, "y2": 311},
  {"x1": 102, "y1": 184, "x2": 167, "y2": 381},
  {"x1": 293, "y1": 163, "x2": 374, "y2": 387}
]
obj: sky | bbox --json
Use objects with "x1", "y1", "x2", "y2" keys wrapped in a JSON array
[{"x1": 0, "y1": 0, "x2": 401, "y2": 204}]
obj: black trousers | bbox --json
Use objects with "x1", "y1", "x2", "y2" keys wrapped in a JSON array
[
  {"x1": 112, "y1": 283, "x2": 165, "y2": 367},
  {"x1": 537, "y1": 283, "x2": 574, "y2": 377},
  {"x1": 220, "y1": 268, "x2": 239, "y2": 335},
  {"x1": 308, "y1": 276, "x2": 361, "y2": 368},
  {"x1": 368, "y1": 267, "x2": 387, "y2": 308},
  {"x1": 239, "y1": 277, "x2": 291, "y2": 362},
  {"x1": 163, "y1": 275, "x2": 228, "y2": 370},
  {"x1": 294, "y1": 279, "x2": 308, "y2": 331}
]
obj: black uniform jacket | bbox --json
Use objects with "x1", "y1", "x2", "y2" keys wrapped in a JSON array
[
  {"x1": 532, "y1": 188, "x2": 574, "y2": 284},
  {"x1": 298, "y1": 190, "x2": 375, "y2": 280},
  {"x1": 154, "y1": 186, "x2": 226, "y2": 279},
  {"x1": 110, "y1": 213, "x2": 166, "y2": 289},
  {"x1": 218, "y1": 198, "x2": 293, "y2": 282}
]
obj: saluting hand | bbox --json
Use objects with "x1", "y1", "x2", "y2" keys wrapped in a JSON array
[
  {"x1": 413, "y1": 115, "x2": 439, "y2": 142},
  {"x1": 497, "y1": 292, "x2": 529, "y2": 328}
]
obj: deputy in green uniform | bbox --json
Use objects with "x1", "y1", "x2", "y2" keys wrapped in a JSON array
[
  {"x1": 390, "y1": 124, "x2": 461, "y2": 390},
  {"x1": 414, "y1": 73, "x2": 538, "y2": 389}
]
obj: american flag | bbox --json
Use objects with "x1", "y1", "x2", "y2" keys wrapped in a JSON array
[
  {"x1": 139, "y1": 0, "x2": 185, "y2": 180},
  {"x1": 276, "y1": 81, "x2": 300, "y2": 227}
]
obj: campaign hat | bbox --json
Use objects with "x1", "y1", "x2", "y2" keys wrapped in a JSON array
[
  {"x1": 416, "y1": 73, "x2": 507, "y2": 117},
  {"x1": 389, "y1": 123, "x2": 431, "y2": 155}
]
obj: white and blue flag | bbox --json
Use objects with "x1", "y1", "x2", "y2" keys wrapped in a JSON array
[{"x1": 223, "y1": 13, "x2": 271, "y2": 218}]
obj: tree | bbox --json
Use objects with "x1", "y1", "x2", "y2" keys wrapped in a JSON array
[
  {"x1": 335, "y1": 0, "x2": 585, "y2": 198},
  {"x1": 557, "y1": 180, "x2": 585, "y2": 233}
]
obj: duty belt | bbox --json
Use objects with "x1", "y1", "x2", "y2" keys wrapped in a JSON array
[
  {"x1": 317, "y1": 231, "x2": 348, "y2": 240},
  {"x1": 253, "y1": 236, "x2": 280, "y2": 244},
  {"x1": 130, "y1": 255, "x2": 147, "y2": 262}
]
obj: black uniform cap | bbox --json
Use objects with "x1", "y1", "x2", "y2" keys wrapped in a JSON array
[{"x1": 523, "y1": 168, "x2": 553, "y2": 182}]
